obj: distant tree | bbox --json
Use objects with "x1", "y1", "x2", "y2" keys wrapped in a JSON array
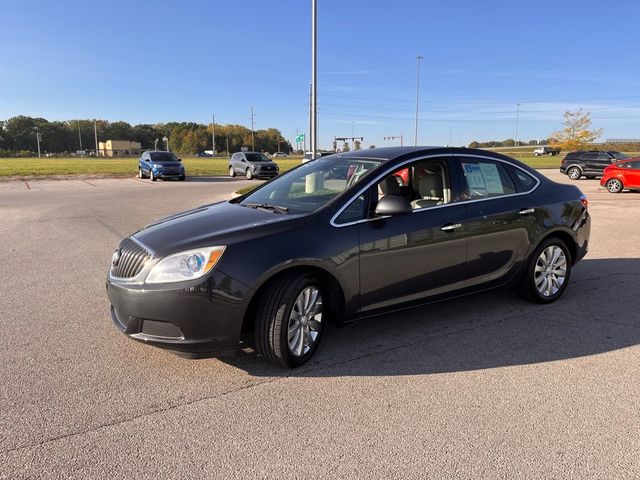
[
  {"x1": 468, "y1": 141, "x2": 480, "y2": 148},
  {"x1": 502, "y1": 138, "x2": 515, "y2": 147},
  {"x1": 550, "y1": 109, "x2": 602, "y2": 151},
  {"x1": 342, "y1": 141, "x2": 350, "y2": 152},
  {"x1": 354, "y1": 140, "x2": 361, "y2": 150},
  {"x1": 368, "y1": 144, "x2": 376, "y2": 149}
]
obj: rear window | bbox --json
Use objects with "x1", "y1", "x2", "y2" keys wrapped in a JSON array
[
  {"x1": 611, "y1": 152, "x2": 629, "y2": 160},
  {"x1": 565, "y1": 152, "x2": 578, "y2": 160}
]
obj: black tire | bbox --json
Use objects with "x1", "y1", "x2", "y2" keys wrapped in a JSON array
[
  {"x1": 246, "y1": 168, "x2": 253, "y2": 180},
  {"x1": 255, "y1": 273, "x2": 325, "y2": 368},
  {"x1": 229, "y1": 166, "x2": 236, "y2": 177},
  {"x1": 606, "y1": 178, "x2": 624, "y2": 193},
  {"x1": 567, "y1": 167, "x2": 581, "y2": 180},
  {"x1": 150, "y1": 170, "x2": 157, "y2": 182},
  {"x1": 138, "y1": 168, "x2": 144, "y2": 179},
  {"x1": 519, "y1": 237, "x2": 572, "y2": 304},
  {"x1": 179, "y1": 174, "x2": 186, "y2": 181}
]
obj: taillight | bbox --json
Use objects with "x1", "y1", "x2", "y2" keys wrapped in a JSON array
[{"x1": 580, "y1": 195, "x2": 588, "y2": 210}]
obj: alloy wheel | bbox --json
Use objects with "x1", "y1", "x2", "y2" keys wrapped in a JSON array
[
  {"x1": 287, "y1": 286, "x2": 322, "y2": 357},
  {"x1": 568, "y1": 168, "x2": 581, "y2": 180},
  {"x1": 534, "y1": 246, "x2": 567, "y2": 297},
  {"x1": 607, "y1": 178, "x2": 622, "y2": 193}
]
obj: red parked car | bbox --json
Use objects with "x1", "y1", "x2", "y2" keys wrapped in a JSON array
[{"x1": 600, "y1": 159, "x2": 640, "y2": 193}]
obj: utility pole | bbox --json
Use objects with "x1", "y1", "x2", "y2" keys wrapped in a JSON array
[
  {"x1": 77, "y1": 121, "x2": 83, "y2": 151},
  {"x1": 384, "y1": 135, "x2": 403, "y2": 146},
  {"x1": 515, "y1": 103, "x2": 521, "y2": 147},
  {"x1": 449, "y1": 126, "x2": 453, "y2": 146},
  {"x1": 226, "y1": 133, "x2": 230, "y2": 157},
  {"x1": 308, "y1": 82, "x2": 312, "y2": 154},
  {"x1": 249, "y1": 107, "x2": 255, "y2": 151},
  {"x1": 35, "y1": 130, "x2": 41, "y2": 158},
  {"x1": 94, "y1": 120, "x2": 98, "y2": 156},
  {"x1": 310, "y1": 0, "x2": 318, "y2": 159},
  {"x1": 414, "y1": 54, "x2": 424, "y2": 146},
  {"x1": 211, "y1": 114, "x2": 216, "y2": 157}
]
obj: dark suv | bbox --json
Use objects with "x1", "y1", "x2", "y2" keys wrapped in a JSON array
[{"x1": 560, "y1": 150, "x2": 628, "y2": 180}]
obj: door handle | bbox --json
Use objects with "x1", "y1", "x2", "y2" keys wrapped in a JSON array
[
  {"x1": 518, "y1": 208, "x2": 535, "y2": 215},
  {"x1": 440, "y1": 223, "x2": 463, "y2": 232}
]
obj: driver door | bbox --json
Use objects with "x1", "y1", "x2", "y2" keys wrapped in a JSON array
[{"x1": 357, "y1": 157, "x2": 468, "y2": 313}]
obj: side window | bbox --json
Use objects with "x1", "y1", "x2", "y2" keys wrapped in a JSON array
[
  {"x1": 334, "y1": 192, "x2": 368, "y2": 225},
  {"x1": 504, "y1": 164, "x2": 537, "y2": 192},
  {"x1": 583, "y1": 153, "x2": 597, "y2": 162},
  {"x1": 628, "y1": 161, "x2": 640, "y2": 169},
  {"x1": 459, "y1": 158, "x2": 516, "y2": 199},
  {"x1": 375, "y1": 158, "x2": 452, "y2": 211},
  {"x1": 597, "y1": 153, "x2": 611, "y2": 163}
]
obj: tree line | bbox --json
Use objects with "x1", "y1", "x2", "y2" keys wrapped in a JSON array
[{"x1": 0, "y1": 116, "x2": 293, "y2": 156}]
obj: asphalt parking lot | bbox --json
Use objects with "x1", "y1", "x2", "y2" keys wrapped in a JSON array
[{"x1": 1, "y1": 171, "x2": 639, "y2": 479}]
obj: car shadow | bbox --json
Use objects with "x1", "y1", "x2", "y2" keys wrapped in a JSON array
[{"x1": 216, "y1": 258, "x2": 640, "y2": 377}]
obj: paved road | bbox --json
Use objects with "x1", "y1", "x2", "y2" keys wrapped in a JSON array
[{"x1": 1, "y1": 172, "x2": 639, "y2": 479}]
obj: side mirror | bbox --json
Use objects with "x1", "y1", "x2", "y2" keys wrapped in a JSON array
[
  {"x1": 177, "y1": 158, "x2": 182, "y2": 162},
  {"x1": 375, "y1": 195, "x2": 412, "y2": 216}
]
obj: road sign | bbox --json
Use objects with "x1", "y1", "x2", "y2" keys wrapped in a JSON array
[{"x1": 296, "y1": 133, "x2": 305, "y2": 143}]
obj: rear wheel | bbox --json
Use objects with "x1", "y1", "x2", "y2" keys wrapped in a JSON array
[
  {"x1": 567, "y1": 167, "x2": 581, "y2": 180},
  {"x1": 229, "y1": 166, "x2": 235, "y2": 177},
  {"x1": 519, "y1": 238, "x2": 571, "y2": 304},
  {"x1": 606, "y1": 178, "x2": 624, "y2": 193},
  {"x1": 255, "y1": 273, "x2": 325, "y2": 368}
]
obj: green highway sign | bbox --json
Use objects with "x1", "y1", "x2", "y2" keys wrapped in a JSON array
[{"x1": 295, "y1": 133, "x2": 305, "y2": 143}]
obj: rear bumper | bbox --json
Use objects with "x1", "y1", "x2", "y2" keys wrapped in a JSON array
[{"x1": 106, "y1": 269, "x2": 253, "y2": 354}]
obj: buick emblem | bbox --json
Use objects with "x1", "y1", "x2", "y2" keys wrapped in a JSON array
[{"x1": 111, "y1": 250, "x2": 121, "y2": 267}]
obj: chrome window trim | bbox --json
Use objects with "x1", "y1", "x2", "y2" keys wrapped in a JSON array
[{"x1": 330, "y1": 153, "x2": 541, "y2": 228}]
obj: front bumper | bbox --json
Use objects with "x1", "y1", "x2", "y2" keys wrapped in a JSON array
[
  {"x1": 255, "y1": 170, "x2": 279, "y2": 178},
  {"x1": 106, "y1": 269, "x2": 253, "y2": 354},
  {"x1": 156, "y1": 171, "x2": 184, "y2": 179}
]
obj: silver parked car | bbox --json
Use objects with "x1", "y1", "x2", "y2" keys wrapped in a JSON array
[{"x1": 228, "y1": 152, "x2": 280, "y2": 179}]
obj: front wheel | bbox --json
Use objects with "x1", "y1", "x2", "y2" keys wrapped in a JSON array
[
  {"x1": 606, "y1": 178, "x2": 623, "y2": 193},
  {"x1": 138, "y1": 168, "x2": 144, "y2": 179},
  {"x1": 567, "y1": 167, "x2": 581, "y2": 180},
  {"x1": 150, "y1": 170, "x2": 157, "y2": 182},
  {"x1": 179, "y1": 174, "x2": 185, "y2": 181},
  {"x1": 519, "y1": 238, "x2": 572, "y2": 304},
  {"x1": 229, "y1": 166, "x2": 236, "y2": 177},
  {"x1": 246, "y1": 168, "x2": 253, "y2": 180},
  {"x1": 255, "y1": 273, "x2": 325, "y2": 368}
]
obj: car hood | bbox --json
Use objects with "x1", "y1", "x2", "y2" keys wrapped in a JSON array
[
  {"x1": 133, "y1": 201, "x2": 296, "y2": 257},
  {"x1": 251, "y1": 161, "x2": 277, "y2": 167},
  {"x1": 152, "y1": 161, "x2": 182, "y2": 168}
]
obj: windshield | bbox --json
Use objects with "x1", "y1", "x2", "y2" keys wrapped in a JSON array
[
  {"x1": 239, "y1": 156, "x2": 382, "y2": 214},
  {"x1": 150, "y1": 152, "x2": 178, "y2": 162},
  {"x1": 245, "y1": 153, "x2": 270, "y2": 162},
  {"x1": 611, "y1": 152, "x2": 629, "y2": 160}
]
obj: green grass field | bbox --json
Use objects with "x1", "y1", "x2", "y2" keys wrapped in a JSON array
[
  {"x1": 0, "y1": 156, "x2": 303, "y2": 178},
  {"x1": 2, "y1": 150, "x2": 638, "y2": 178}
]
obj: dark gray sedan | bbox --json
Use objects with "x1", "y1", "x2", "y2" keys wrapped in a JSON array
[
  {"x1": 228, "y1": 152, "x2": 280, "y2": 179},
  {"x1": 107, "y1": 147, "x2": 590, "y2": 368}
]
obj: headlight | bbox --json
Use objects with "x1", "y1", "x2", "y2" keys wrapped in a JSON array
[{"x1": 145, "y1": 246, "x2": 226, "y2": 284}]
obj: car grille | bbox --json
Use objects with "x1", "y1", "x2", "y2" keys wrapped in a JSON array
[
  {"x1": 111, "y1": 237, "x2": 152, "y2": 279},
  {"x1": 141, "y1": 319, "x2": 183, "y2": 339}
]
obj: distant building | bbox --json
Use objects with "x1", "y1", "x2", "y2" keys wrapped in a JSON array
[
  {"x1": 98, "y1": 140, "x2": 142, "y2": 157},
  {"x1": 606, "y1": 138, "x2": 640, "y2": 144}
]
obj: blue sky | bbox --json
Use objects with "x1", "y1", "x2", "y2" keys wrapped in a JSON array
[{"x1": 2, "y1": 0, "x2": 640, "y2": 148}]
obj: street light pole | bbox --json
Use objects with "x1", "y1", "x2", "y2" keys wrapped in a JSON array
[
  {"x1": 414, "y1": 54, "x2": 424, "y2": 146},
  {"x1": 310, "y1": 0, "x2": 318, "y2": 159},
  {"x1": 515, "y1": 103, "x2": 521, "y2": 147},
  {"x1": 449, "y1": 126, "x2": 453, "y2": 146},
  {"x1": 250, "y1": 107, "x2": 255, "y2": 151},
  {"x1": 36, "y1": 130, "x2": 41, "y2": 158}
]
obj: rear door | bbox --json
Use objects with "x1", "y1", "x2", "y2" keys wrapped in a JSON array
[
  {"x1": 454, "y1": 156, "x2": 539, "y2": 289},
  {"x1": 582, "y1": 153, "x2": 600, "y2": 175},
  {"x1": 624, "y1": 161, "x2": 640, "y2": 188}
]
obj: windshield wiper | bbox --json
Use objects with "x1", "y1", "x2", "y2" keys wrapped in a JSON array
[{"x1": 243, "y1": 202, "x2": 289, "y2": 214}]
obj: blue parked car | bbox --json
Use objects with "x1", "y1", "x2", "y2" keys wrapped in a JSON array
[{"x1": 138, "y1": 151, "x2": 186, "y2": 181}]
